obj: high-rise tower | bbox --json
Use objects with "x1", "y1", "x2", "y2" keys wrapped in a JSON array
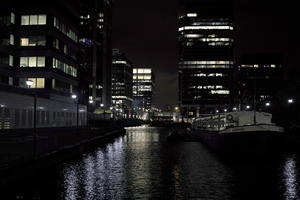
[{"x1": 178, "y1": 0, "x2": 234, "y2": 117}]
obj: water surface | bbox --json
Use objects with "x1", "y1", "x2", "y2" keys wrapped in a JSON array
[{"x1": 1, "y1": 127, "x2": 300, "y2": 200}]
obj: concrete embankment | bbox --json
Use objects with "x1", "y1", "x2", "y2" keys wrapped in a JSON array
[{"x1": 0, "y1": 126, "x2": 126, "y2": 187}]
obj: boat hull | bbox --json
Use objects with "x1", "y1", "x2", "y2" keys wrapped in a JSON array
[{"x1": 193, "y1": 130, "x2": 283, "y2": 156}]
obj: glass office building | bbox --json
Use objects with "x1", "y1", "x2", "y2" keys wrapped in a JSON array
[{"x1": 178, "y1": 0, "x2": 234, "y2": 116}]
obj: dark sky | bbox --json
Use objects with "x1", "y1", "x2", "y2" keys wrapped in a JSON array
[{"x1": 112, "y1": 0, "x2": 300, "y2": 109}]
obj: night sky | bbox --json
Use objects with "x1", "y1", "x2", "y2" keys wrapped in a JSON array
[{"x1": 112, "y1": 0, "x2": 300, "y2": 109}]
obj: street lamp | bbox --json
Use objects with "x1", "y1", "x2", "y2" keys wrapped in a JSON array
[
  {"x1": 26, "y1": 80, "x2": 37, "y2": 159},
  {"x1": 288, "y1": 99, "x2": 294, "y2": 104},
  {"x1": 265, "y1": 102, "x2": 271, "y2": 107},
  {"x1": 71, "y1": 94, "x2": 79, "y2": 127},
  {"x1": 216, "y1": 110, "x2": 219, "y2": 113},
  {"x1": 224, "y1": 109, "x2": 228, "y2": 112},
  {"x1": 246, "y1": 105, "x2": 251, "y2": 110},
  {"x1": 233, "y1": 107, "x2": 237, "y2": 111},
  {"x1": 26, "y1": 80, "x2": 34, "y2": 88}
]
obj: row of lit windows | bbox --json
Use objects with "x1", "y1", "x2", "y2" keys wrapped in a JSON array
[
  {"x1": 21, "y1": 15, "x2": 47, "y2": 25},
  {"x1": 89, "y1": 85, "x2": 102, "y2": 89},
  {"x1": 192, "y1": 22, "x2": 232, "y2": 26},
  {"x1": 211, "y1": 90, "x2": 230, "y2": 94},
  {"x1": 179, "y1": 26, "x2": 233, "y2": 31},
  {"x1": 189, "y1": 85, "x2": 225, "y2": 89},
  {"x1": 133, "y1": 80, "x2": 152, "y2": 83},
  {"x1": 183, "y1": 35, "x2": 233, "y2": 42},
  {"x1": 181, "y1": 61, "x2": 233, "y2": 65},
  {"x1": 240, "y1": 64, "x2": 278, "y2": 68},
  {"x1": 133, "y1": 75, "x2": 152, "y2": 80},
  {"x1": 190, "y1": 73, "x2": 226, "y2": 77},
  {"x1": 184, "y1": 42, "x2": 232, "y2": 46},
  {"x1": 133, "y1": 68, "x2": 152, "y2": 74},
  {"x1": 180, "y1": 65, "x2": 232, "y2": 69},
  {"x1": 20, "y1": 57, "x2": 45, "y2": 67},
  {"x1": 20, "y1": 36, "x2": 46, "y2": 46},
  {"x1": 19, "y1": 78, "x2": 45, "y2": 88},
  {"x1": 113, "y1": 60, "x2": 128, "y2": 65},
  {"x1": 53, "y1": 58, "x2": 77, "y2": 77},
  {"x1": 54, "y1": 17, "x2": 78, "y2": 42},
  {"x1": 191, "y1": 90, "x2": 230, "y2": 97}
]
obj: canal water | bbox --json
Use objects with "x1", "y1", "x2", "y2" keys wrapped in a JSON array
[{"x1": 1, "y1": 126, "x2": 300, "y2": 199}]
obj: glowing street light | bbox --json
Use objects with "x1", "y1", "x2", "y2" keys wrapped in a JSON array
[
  {"x1": 71, "y1": 94, "x2": 79, "y2": 127},
  {"x1": 233, "y1": 107, "x2": 237, "y2": 111},
  {"x1": 71, "y1": 94, "x2": 77, "y2": 99},
  {"x1": 216, "y1": 110, "x2": 219, "y2": 113},
  {"x1": 100, "y1": 103, "x2": 104, "y2": 107},
  {"x1": 246, "y1": 105, "x2": 251, "y2": 110},
  {"x1": 265, "y1": 102, "x2": 271, "y2": 107},
  {"x1": 26, "y1": 79, "x2": 37, "y2": 159},
  {"x1": 288, "y1": 99, "x2": 294, "y2": 104},
  {"x1": 26, "y1": 80, "x2": 34, "y2": 88},
  {"x1": 224, "y1": 109, "x2": 228, "y2": 112}
]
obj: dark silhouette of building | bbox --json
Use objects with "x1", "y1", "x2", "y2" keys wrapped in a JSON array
[
  {"x1": 237, "y1": 53, "x2": 284, "y2": 110},
  {"x1": 178, "y1": 0, "x2": 234, "y2": 116},
  {"x1": 79, "y1": 0, "x2": 113, "y2": 109},
  {"x1": 112, "y1": 49, "x2": 133, "y2": 118},
  {"x1": 0, "y1": 3, "x2": 15, "y2": 85}
]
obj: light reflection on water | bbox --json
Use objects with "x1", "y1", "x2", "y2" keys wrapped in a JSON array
[
  {"x1": 2, "y1": 127, "x2": 300, "y2": 200},
  {"x1": 282, "y1": 155, "x2": 299, "y2": 200}
]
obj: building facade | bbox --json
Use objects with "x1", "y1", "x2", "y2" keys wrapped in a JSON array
[
  {"x1": 79, "y1": 0, "x2": 113, "y2": 109},
  {"x1": 237, "y1": 53, "x2": 284, "y2": 110},
  {"x1": 0, "y1": 3, "x2": 15, "y2": 85},
  {"x1": 178, "y1": 0, "x2": 234, "y2": 116},
  {"x1": 1, "y1": 0, "x2": 86, "y2": 104},
  {"x1": 112, "y1": 49, "x2": 133, "y2": 118},
  {"x1": 133, "y1": 67, "x2": 154, "y2": 112}
]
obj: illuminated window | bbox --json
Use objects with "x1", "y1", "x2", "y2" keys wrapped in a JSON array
[
  {"x1": 27, "y1": 78, "x2": 45, "y2": 88},
  {"x1": 20, "y1": 36, "x2": 46, "y2": 46},
  {"x1": 52, "y1": 58, "x2": 77, "y2": 77},
  {"x1": 179, "y1": 26, "x2": 233, "y2": 31},
  {"x1": 9, "y1": 35, "x2": 14, "y2": 45},
  {"x1": 21, "y1": 15, "x2": 47, "y2": 25},
  {"x1": 211, "y1": 90, "x2": 230, "y2": 94},
  {"x1": 20, "y1": 57, "x2": 45, "y2": 67},
  {"x1": 187, "y1": 13, "x2": 197, "y2": 17},
  {"x1": 9, "y1": 55, "x2": 13, "y2": 67}
]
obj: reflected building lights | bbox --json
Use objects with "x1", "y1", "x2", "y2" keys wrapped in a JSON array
[{"x1": 283, "y1": 156, "x2": 298, "y2": 200}]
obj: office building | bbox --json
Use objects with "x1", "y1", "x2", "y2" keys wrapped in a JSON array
[
  {"x1": 1, "y1": 0, "x2": 90, "y2": 105},
  {"x1": 0, "y1": 3, "x2": 15, "y2": 85},
  {"x1": 238, "y1": 53, "x2": 283, "y2": 109},
  {"x1": 79, "y1": 0, "x2": 113, "y2": 109},
  {"x1": 133, "y1": 67, "x2": 154, "y2": 111},
  {"x1": 112, "y1": 49, "x2": 133, "y2": 117},
  {"x1": 178, "y1": 0, "x2": 234, "y2": 116}
]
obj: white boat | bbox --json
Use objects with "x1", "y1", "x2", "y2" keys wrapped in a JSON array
[{"x1": 191, "y1": 111, "x2": 284, "y2": 155}]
